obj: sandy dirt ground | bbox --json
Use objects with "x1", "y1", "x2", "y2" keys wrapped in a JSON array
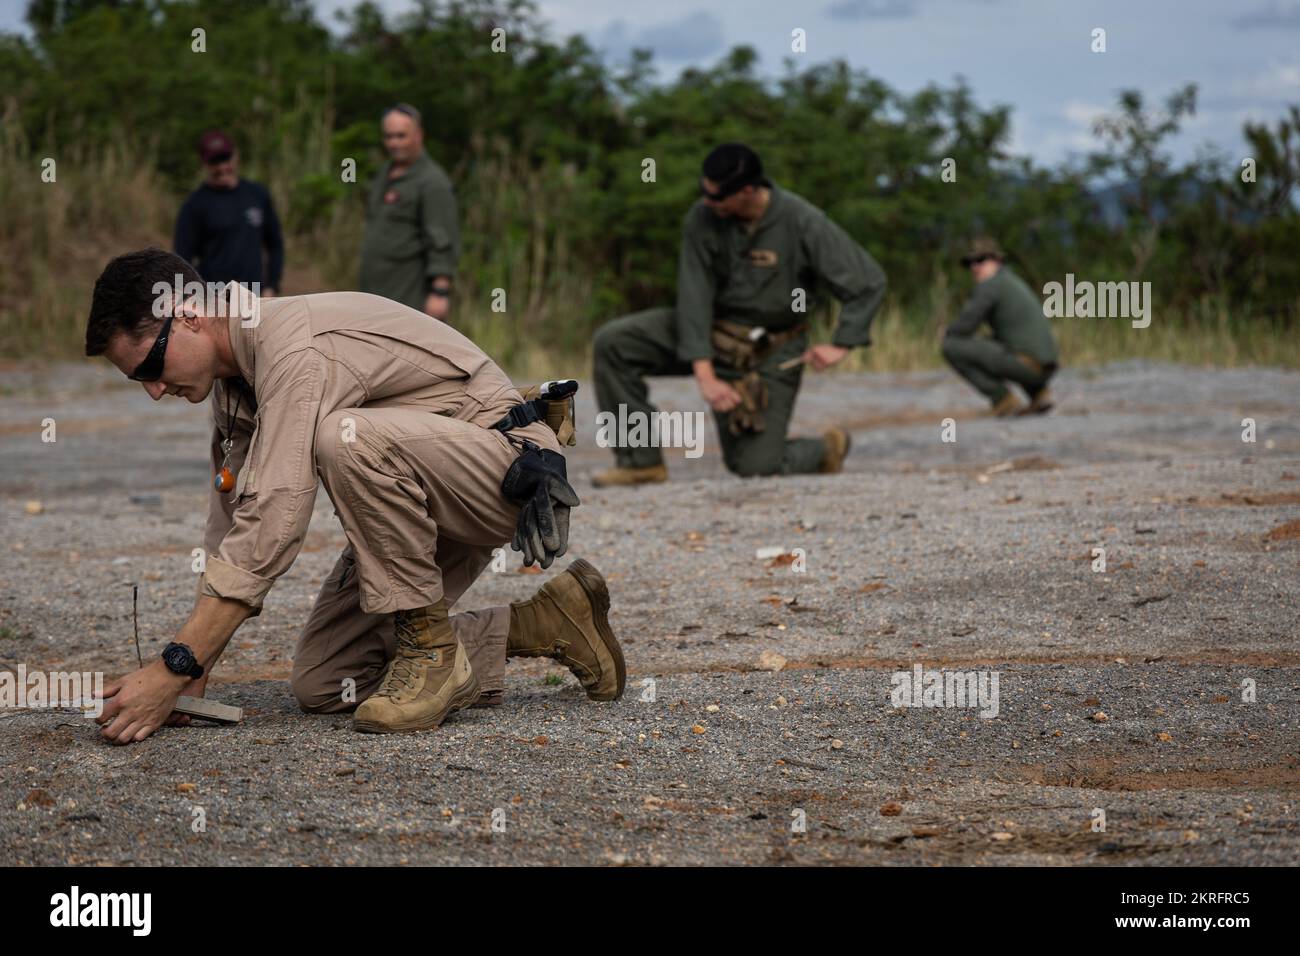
[{"x1": 1, "y1": 359, "x2": 1297, "y2": 865}]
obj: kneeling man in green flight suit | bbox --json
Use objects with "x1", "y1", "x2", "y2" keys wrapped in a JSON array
[
  {"x1": 591, "y1": 143, "x2": 888, "y2": 486},
  {"x1": 942, "y1": 237, "x2": 1060, "y2": 416}
]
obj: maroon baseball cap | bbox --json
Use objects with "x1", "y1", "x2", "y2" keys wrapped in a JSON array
[{"x1": 198, "y1": 130, "x2": 235, "y2": 164}]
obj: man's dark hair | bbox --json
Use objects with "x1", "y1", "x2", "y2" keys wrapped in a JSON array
[
  {"x1": 702, "y1": 143, "x2": 771, "y2": 193},
  {"x1": 84, "y1": 249, "x2": 202, "y2": 357}
]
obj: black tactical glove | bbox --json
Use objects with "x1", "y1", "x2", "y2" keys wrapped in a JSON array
[{"x1": 500, "y1": 442, "x2": 580, "y2": 568}]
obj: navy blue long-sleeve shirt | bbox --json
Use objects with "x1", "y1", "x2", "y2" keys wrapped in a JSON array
[{"x1": 174, "y1": 179, "x2": 284, "y2": 290}]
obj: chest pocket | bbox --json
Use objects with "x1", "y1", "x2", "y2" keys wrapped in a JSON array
[{"x1": 731, "y1": 244, "x2": 789, "y2": 308}]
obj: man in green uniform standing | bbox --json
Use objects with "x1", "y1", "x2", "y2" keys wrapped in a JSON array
[
  {"x1": 359, "y1": 104, "x2": 459, "y2": 320},
  {"x1": 942, "y1": 237, "x2": 1059, "y2": 416},
  {"x1": 592, "y1": 143, "x2": 887, "y2": 486}
]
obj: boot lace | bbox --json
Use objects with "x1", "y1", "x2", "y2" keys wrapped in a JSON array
[{"x1": 378, "y1": 614, "x2": 430, "y2": 695}]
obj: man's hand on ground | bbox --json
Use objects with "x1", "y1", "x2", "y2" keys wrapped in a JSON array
[
  {"x1": 802, "y1": 343, "x2": 850, "y2": 371},
  {"x1": 95, "y1": 661, "x2": 189, "y2": 745}
]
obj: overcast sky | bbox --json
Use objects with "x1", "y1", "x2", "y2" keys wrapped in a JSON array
[{"x1": 2, "y1": 0, "x2": 1294, "y2": 167}]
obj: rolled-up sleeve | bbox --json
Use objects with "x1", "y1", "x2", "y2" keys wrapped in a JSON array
[{"x1": 200, "y1": 348, "x2": 323, "y2": 611}]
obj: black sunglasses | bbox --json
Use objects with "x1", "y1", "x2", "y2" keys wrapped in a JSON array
[
  {"x1": 128, "y1": 315, "x2": 175, "y2": 382},
  {"x1": 961, "y1": 254, "x2": 995, "y2": 267}
]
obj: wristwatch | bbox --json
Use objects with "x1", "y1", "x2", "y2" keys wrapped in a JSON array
[{"x1": 161, "y1": 642, "x2": 205, "y2": 679}]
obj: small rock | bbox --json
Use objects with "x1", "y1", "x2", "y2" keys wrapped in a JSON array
[
  {"x1": 880, "y1": 801, "x2": 903, "y2": 816},
  {"x1": 705, "y1": 704, "x2": 719, "y2": 713},
  {"x1": 691, "y1": 724, "x2": 706, "y2": 735},
  {"x1": 175, "y1": 783, "x2": 196, "y2": 794},
  {"x1": 775, "y1": 695, "x2": 788, "y2": 706},
  {"x1": 1091, "y1": 711, "x2": 1109, "y2": 722},
  {"x1": 991, "y1": 831, "x2": 1014, "y2": 842},
  {"x1": 830, "y1": 739, "x2": 844, "y2": 750},
  {"x1": 24, "y1": 500, "x2": 44, "y2": 515},
  {"x1": 757, "y1": 650, "x2": 787, "y2": 672}
]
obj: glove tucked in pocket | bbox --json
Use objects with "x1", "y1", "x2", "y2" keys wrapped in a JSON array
[{"x1": 500, "y1": 443, "x2": 580, "y2": 568}]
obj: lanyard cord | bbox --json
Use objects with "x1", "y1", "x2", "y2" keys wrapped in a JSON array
[{"x1": 224, "y1": 380, "x2": 244, "y2": 446}]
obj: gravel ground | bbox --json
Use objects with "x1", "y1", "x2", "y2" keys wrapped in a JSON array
[{"x1": 1, "y1": 359, "x2": 1297, "y2": 865}]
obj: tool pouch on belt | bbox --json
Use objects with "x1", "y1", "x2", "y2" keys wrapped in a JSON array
[{"x1": 710, "y1": 319, "x2": 805, "y2": 436}]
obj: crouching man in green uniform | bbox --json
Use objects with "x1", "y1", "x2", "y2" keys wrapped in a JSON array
[
  {"x1": 592, "y1": 144, "x2": 887, "y2": 486},
  {"x1": 942, "y1": 237, "x2": 1059, "y2": 416}
]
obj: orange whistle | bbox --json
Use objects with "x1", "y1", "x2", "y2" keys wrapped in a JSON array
[{"x1": 214, "y1": 467, "x2": 235, "y2": 493}]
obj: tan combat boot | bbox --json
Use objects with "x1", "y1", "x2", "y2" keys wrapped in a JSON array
[
  {"x1": 508, "y1": 558, "x2": 626, "y2": 700},
  {"x1": 820, "y1": 427, "x2": 852, "y2": 474},
  {"x1": 353, "y1": 600, "x2": 481, "y2": 733},
  {"x1": 591, "y1": 463, "x2": 668, "y2": 488},
  {"x1": 1019, "y1": 387, "x2": 1055, "y2": 416},
  {"x1": 990, "y1": 392, "x2": 1025, "y2": 417}
]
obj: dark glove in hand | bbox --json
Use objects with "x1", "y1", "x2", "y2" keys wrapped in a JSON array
[{"x1": 501, "y1": 444, "x2": 580, "y2": 568}]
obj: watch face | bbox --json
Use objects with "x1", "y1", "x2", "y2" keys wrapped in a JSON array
[{"x1": 163, "y1": 644, "x2": 193, "y2": 673}]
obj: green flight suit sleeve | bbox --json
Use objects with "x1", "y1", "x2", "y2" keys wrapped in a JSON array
[
  {"x1": 674, "y1": 207, "x2": 717, "y2": 363},
  {"x1": 803, "y1": 213, "x2": 887, "y2": 349},
  {"x1": 946, "y1": 277, "x2": 997, "y2": 338},
  {"x1": 420, "y1": 177, "x2": 460, "y2": 282}
]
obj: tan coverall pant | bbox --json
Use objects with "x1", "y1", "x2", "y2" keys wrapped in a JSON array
[{"x1": 288, "y1": 405, "x2": 560, "y2": 713}]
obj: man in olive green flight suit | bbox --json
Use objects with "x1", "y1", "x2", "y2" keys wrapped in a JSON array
[
  {"x1": 359, "y1": 103, "x2": 460, "y2": 320},
  {"x1": 942, "y1": 237, "x2": 1060, "y2": 416},
  {"x1": 592, "y1": 143, "x2": 887, "y2": 486}
]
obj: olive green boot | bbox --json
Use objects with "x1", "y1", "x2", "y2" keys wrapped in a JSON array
[
  {"x1": 508, "y1": 559, "x2": 626, "y2": 701},
  {"x1": 353, "y1": 600, "x2": 481, "y2": 733}
]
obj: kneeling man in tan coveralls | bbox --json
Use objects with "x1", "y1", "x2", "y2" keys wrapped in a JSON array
[{"x1": 84, "y1": 249, "x2": 624, "y2": 743}]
